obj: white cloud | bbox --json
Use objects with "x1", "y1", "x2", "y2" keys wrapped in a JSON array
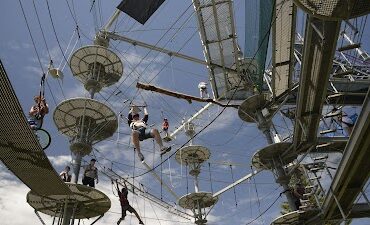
[{"x1": 48, "y1": 154, "x2": 72, "y2": 167}]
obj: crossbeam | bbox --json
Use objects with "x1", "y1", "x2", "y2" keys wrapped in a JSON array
[
  {"x1": 103, "y1": 31, "x2": 237, "y2": 73},
  {"x1": 136, "y1": 82, "x2": 239, "y2": 107}
]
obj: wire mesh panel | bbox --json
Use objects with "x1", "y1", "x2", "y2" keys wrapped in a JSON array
[
  {"x1": 194, "y1": 0, "x2": 252, "y2": 100},
  {"x1": 294, "y1": 0, "x2": 370, "y2": 20},
  {"x1": 0, "y1": 60, "x2": 71, "y2": 196}
]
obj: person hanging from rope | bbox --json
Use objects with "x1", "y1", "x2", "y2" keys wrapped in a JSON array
[
  {"x1": 82, "y1": 159, "x2": 99, "y2": 188},
  {"x1": 198, "y1": 81, "x2": 209, "y2": 99},
  {"x1": 59, "y1": 166, "x2": 71, "y2": 182},
  {"x1": 162, "y1": 118, "x2": 169, "y2": 137},
  {"x1": 115, "y1": 180, "x2": 144, "y2": 225},
  {"x1": 28, "y1": 74, "x2": 49, "y2": 129},
  {"x1": 128, "y1": 104, "x2": 171, "y2": 161},
  {"x1": 28, "y1": 95, "x2": 49, "y2": 129}
]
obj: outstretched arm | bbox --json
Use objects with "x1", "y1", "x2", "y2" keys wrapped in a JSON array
[
  {"x1": 116, "y1": 180, "x2": 120, "y2": 192},
  {"x1": 142, "y1": 107, "x2": 148, "y2": 123},
  {"x1": 128, "y1": 112, "x2": 133, "y2": 126}
]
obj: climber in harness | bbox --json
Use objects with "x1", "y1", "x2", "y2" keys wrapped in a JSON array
[
  {"x1": 128, "y1": 105, "x2": 171, "y2": 161},
  {"x1": 29, "y1": 95, "x2": 49, "y2": 129},
  {"x1": 28, "y1": 74, "x2": 49, "y2": 129},
  {"x1": 115, "y1": 180, "x2": 144, "y2": 225}
]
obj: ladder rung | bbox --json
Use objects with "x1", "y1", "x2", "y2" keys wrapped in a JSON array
[
  {"x1": 309, "y1": 176, "x2": 321, "y2": 180},
  {"x1": 332, "y1": 70, "x2": 354, "y2": 77},
  {"x1": 305, "y1": 185, "x2": 317, "y2": 190},
  {"x1": 303, "y1": 192, "x2": 314, "y2": 197},
  {"x1": 312, "y1": 156, "x2": 328, "y2": 161},
  {"x1": 309, "y1": 167, "x2": 324, "y2": 172},
  {"x1": 338, "y1": 43, "x2": 361, "y2": 52},
  {"x1": 320, "y1": 129, "x2": 336, "y2": 134}
]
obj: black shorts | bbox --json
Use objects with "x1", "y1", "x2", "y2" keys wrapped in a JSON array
[
  {"x1": 134, "y1": 128, "x2": 153, "y2": 141},
  {"x1": 121, "y1": 204, "x2": 135, "y2": 217},
  {"x1": 82, "y1": 176, "x2": 95, "y2": 187}
]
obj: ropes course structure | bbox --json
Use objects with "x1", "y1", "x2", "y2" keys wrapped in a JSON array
[{"x1": 1, "y1": 0, "x2": 370, "y2": 225}]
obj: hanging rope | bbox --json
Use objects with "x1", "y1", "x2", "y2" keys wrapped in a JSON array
[
  {"x1": 132, "y1": 150, "x2": 136, "y2": 195},
  {"x1": 251, "y1": 166, "x2": 264, "y2": 223},
  {"x1": 185, "y1": 164, "x2": 189, "y2": 194},
  {"x1": 230, "y1": 165, "x2": 238, "y2": 207},
  {"x1": 160, "y1": 154, "x2": 163, "y2": 200},
  {"x1": 208, "y1": 163, "x2": 213, "y2": 193}
]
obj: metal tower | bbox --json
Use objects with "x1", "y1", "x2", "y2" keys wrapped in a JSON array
[
  {"x1": 175, "y1": 122, "x2": 218, "y2": 225},
  {"x1": 49, "y1": 38, "x2": 123, "y2": 224}
]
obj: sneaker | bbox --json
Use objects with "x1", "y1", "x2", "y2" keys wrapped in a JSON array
[
  {"x1": 160, "y1": 146, "x2": 171, "y2": 156},
  {"x1": 138, "y1": 152, "x2": 145, "y2": 161}
]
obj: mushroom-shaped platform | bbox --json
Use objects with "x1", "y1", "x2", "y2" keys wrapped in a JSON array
[
  {"x1": 27, "y1": 183, "x2": 111, "y2": 219},
  {"x1": 175, "y1": 145, "x2": 210, "y2": 165},
  {"x1": 178, "y1": 192, "x2": 218, "y2": 210},
  {"x1": 251, "y1": 142, "x2": 296, "y2": 170},
  {"x1": 54, "y1": 98, "x2": 117, "y2": 153},
  {"x1": 70, "y1": 45, "x2": 123, "y2": 92},
  {"x1": 238, "y1": 93, "x2": 272, "y2": 123},
  {"x1": 293, "y1": 0, "x2": 370, "y2": 21},
  {"x1": 271, "y1": 209, "x2": 321, "y2": 225}
]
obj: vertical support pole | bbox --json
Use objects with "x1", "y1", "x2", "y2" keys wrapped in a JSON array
[
  {"x1": 103, "y1": 9, "x2": 121, "y2": 31},
  {"x1": 256, "y1": 109, "x2": 296, "y2": 210},
  {"x1": 62, "y1": 200, "x2": 73, "y2": 225},
  {"x1": 71, "y1": 152, "x2": 82, "y2": 183},
  {"x1": 194, "y1": 172, "x2": 199, "y2": 193}
]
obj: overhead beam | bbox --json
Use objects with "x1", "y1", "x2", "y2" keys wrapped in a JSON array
[
  {"x1": 103, "y1": 31, "x2": 237, "y2": 74},
  {"x1": 272, "y1": 0, "x2": 296, "y2": 98},
  {"x1": 213, "y1": 170, "x2": 261, "y2": 197}
]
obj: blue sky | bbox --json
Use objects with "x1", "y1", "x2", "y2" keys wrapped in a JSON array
[{"x1": 0, "y1": 0, "x2": 370, "y2": 225}]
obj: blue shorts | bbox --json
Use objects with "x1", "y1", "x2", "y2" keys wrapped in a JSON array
[{"x1": 134, "y1": 128, "x2": 153, "y2": 141}]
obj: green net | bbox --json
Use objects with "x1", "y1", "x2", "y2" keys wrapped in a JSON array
[{"x1": 244, "y1": 0, "x2": 274, "y2": 92}]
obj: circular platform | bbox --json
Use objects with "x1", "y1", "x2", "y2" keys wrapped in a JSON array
[
  {"x1": 27, "y1": 183, "x2": 111, "y2": 219},
  {"x1": 69, "y1": 45, "x2": 123, "y2": 92},
  {"x1": 238, "y1": 93, "x2": 271, "y2": 123},
  {"x1": 293, "y1": 0, "x2": 370, "y2": 21},
  {"x1": 251, "y1": 142, "x2": 296, "y2": 170},
  {"x1": 175, "y1": 145, "x2": 210, "y2": 165},
  {"x1": 271, "y1": 209, "x2": 321, "y2": 225},
  {"x1": 53, "y1": 98, "x2": 118, "y2": 143},
  {"x1": 178, "y1": 192, "x2": 218, "y2": 210}
]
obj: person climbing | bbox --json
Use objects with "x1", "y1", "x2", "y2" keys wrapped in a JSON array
[
  {"x1": 162, "y1": 118, "x2": 169, "y2": 137},
  {"x1": 128, "y1": 105, "x2": 171, "y2": 161},
  {"x1": 198, "y1": 81, "x2": 209, "y2": 99},
  {"x1": 28, "y1": 95, "x2": 49, "y2": 129},
  {"x1": 292, "y1": 183, "x2": 305, "y2": 210},
  {"x1": 59, "y1": 166, "x2": 71, "y2": 182},
  {"x1": 115, "y1": 180, "x2": 144, "y2": 225},
  {"x1": 82, "y1": 159, "x2": 99, "y2": 188}
]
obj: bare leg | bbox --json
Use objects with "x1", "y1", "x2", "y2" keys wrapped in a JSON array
[
  {"x1": 131, "y1": 208, "x2": 143, "y2": 224},
  {"x1": 132, "y1": 132, "x2": 144, "y2": 160},
  {"x1": 151, "y1": 129, "x2": 164, "y2": 148}
]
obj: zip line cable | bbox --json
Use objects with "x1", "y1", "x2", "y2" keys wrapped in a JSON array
[{"x1": 44, "y1": 0, "x2": 70, "y2": 65}]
